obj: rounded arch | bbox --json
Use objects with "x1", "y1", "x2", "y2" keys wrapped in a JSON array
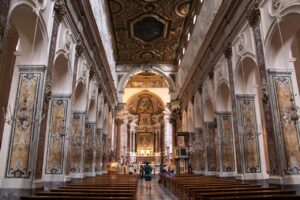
[
  {"x1": 0, "y1": 2, "x2": 48, "y2": 145},
  {"x1": 73, "y1": 80, "x2": 86, "y2": 112},
  {"x1": 52, "y1": 53, "x2": 71, "y2": 94},
  {"x1": 234, "y1": 56, "x2": 259, "y2": 94},
  {"x1": 265, "y1": 13, "x2": 300, "y2": 70},
  {"x1": 203, "y1": 98, "x2": 214, "y2": 122},
  {"x1": 118, "y1": 67, "x2": 176, "y2": 93},
  {"x1": 216, "y1": 80, "x2": 231, "y2": 112},
  {"x1": 8, "y1": 3, "x2": 48, "y2": 64}
]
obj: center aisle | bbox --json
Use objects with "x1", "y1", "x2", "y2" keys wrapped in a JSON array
[{"x1": 136, "y1": 175, "x2": 178, "y2": 200}]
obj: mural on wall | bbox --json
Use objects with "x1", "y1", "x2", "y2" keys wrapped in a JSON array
[
  {"x1": 95, "y1": 129, "x2": 102, "y2": 171},
  {"x1": 217, "y1": 113, "x2": 235, "y2": 172},
  {"x1": 84, "y1": 123, "x2": 95, "y2": 172},
  {"x1": 6, "y1": 70, "x2": 44, "y2": 178},
  {"x1": 69, "y1": 113, "x2": 84, "y2": 173},
  {"x1": 206, "y1": 123, "x2": 217, "y2": 171},
  {"x1": 269, "y1": 71, "x2": 300, "y2": 174},
  {"x1": 45, "y1": 97, "x2": 68, "y2": 174},
  {"x1": 237, "y1": 95, "x2": 261, "y2": 173}
]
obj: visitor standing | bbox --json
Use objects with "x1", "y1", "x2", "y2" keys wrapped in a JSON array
[{"x1": 143, "y1": 162, "x2": 153, "y2": 189}]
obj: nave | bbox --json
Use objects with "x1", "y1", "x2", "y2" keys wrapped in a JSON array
[{"x1": 16, "y1": 172, "x2": 300, "y2": 200}]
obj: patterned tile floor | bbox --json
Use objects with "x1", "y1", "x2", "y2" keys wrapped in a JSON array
[{"x1": 136, "y1": 175, "x2": 178, "y2": 200}]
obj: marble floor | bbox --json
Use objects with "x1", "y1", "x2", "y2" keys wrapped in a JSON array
[{"x1": 136, "y1": 175, "x2": 178, "y2": 200}]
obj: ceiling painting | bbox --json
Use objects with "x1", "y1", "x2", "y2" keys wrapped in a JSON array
[{"x1": 107, "y1": 0, "x2": 193, "y2": 65}]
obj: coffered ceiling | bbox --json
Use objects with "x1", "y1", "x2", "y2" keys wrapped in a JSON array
[{"x1": 107, "y1": 0, "x2": 194, "y2": 65}]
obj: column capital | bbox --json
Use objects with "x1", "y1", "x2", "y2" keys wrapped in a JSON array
[
  {"x1": 247, "y1": 4, "x2": 261, "y2": 28},
  {"x1": 115, "y1": 118, "x2": 123, "y2": 126},
  {"x1": 54, "y1": 0, "x2": 66, "y2": 22},
  {"x1": 223, "y1": 42, "x2": 232, "y2": 59}
]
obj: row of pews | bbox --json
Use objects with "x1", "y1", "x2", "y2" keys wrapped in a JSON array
[
  {"x1": 21, "y1": 174, "x2": 138, "y2": 200},
  {"x1": 162, "y1": 174, "x2": 300, "y2": 200}
]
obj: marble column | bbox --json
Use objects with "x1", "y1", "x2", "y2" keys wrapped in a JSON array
[
  {"x1": 127, "y1": 124, "x2": 131, "y2": 152},
  {"x1": 224, "y1": 44, "x2": 243, "y2": 175},
  {"x1": 247, "y1": 7, "x2": 280, "y2": 176},
  {"x1": 160, "y1": 123, "x2": 165, "y2": 164},
  {"x1": 35, "y1": 1, "x2": 66, "y2": 181},
  {"x1": 115, "y1": 118, "x2": 123, "y2": 162}
]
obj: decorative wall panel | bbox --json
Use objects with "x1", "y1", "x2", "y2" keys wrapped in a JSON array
[
  {"x1": 268, "y1": 71, "x2": 300, "y2": 174},
  {"x1": 69, "y1": 113, "x2": 85, "y2": 173},
  {"x1": 217, "y1": 113, "x2": 235, "y2": 172},
  {"x1": 84, "y1": 123, "x2": 96, "y2": 172},
  {"x1": 237, "y1": 95, "x2": 261, "y2": 173},
  {"x1": 95, "y1": 129, "x2": 102, "y2": 171},
  {"x1": 6, "y1": 67, "x2": 45, "y2": 178},
  {"x1": 205, "y1": 123, "x2": 217, "y2": 171},
  {"x1": 45, "y1": 97, "x2": 69, "y2": 174},
  {"x1": 197, "y1": 128, "x2": 205, "y2": 171}
]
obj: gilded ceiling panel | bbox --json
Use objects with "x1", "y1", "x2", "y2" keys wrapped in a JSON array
[{"x1": 107, "y1": 0, "x2": 192, "y2": 64}]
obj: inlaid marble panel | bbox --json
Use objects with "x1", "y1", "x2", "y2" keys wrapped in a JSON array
[
  {"x1": 237, "y1": 95, "x2": 261, "y2": 173},
  {"x1": 6, "y1": 69, "x2": 44, "y2": 178},
  {"x1": 69, "y1": 113, "x2": 84, "y2": 173},
  {"x1": 198, "y1": 128, "x2": 205, "y2": 171},
  {"x1": 206, "y1": 123, "x2": 217, "y2": 171},
  {"x1": 217, "y1": 113, "x2": 235, "y2": 172},
  {"x1": 95, "y1": 129, "x2": 102, "y2": 171},
  {"x1": 84, "y1": 123, "x2": 95, "y2": 172},
  {"x1": 269, "y1": 71, "x2": 300, "y2": 174},
  {"x1": 45, "y1": 97, "x2": 69, "y2": 174}
]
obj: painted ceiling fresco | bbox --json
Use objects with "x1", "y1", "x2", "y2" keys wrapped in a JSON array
[{"x1": 107, "y1": 0, "x2": 193, "y2": 64}]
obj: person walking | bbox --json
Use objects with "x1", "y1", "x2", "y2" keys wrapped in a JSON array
[{"x1": 143, "y1": 162, "x2": 153, "y2": 189}]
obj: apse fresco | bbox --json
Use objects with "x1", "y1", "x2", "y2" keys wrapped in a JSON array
[
  {"x1": 218, "y1": 114, "x2": 235, "y2": 172},
  {"x1": 45, "y1": 98, "x2": 68, "y2": 174},
  {"x1": 69, "y1": 113, "x2": 84, "y2": 173},
  {"x1": 237, "y1": 95, "x2": 261, "y2": 173},
  {"x1": 128, "y1": 94, "x2": 164, "y2": 115},
  {"x1": 206, "y1": 123, "x2": 217, "y2": 171},
  {"x1": 6, "y1": 72, "x2": 42, "y2": 178},
  {"x1": 84, "y1": 123, "x2": 95, "y2": 172},
  {"x1": 269, "y1": 72, "x2": 300, "y2": 174}
]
